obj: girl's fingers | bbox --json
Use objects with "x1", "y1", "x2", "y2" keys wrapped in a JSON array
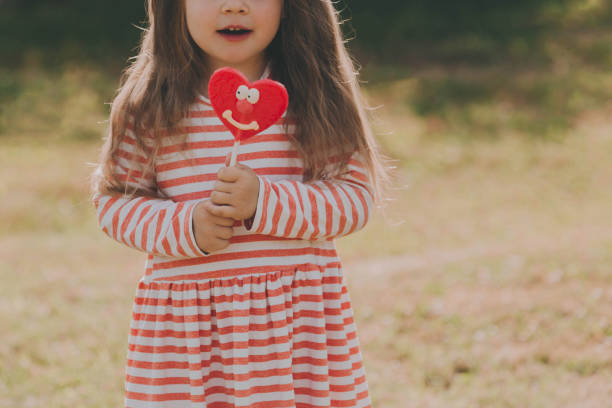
[
  {"x1": 225, "y1": 152, "x2": 231, "y2": 167},
  {"x1": 236, "y1": 163, "x2": 252, "y2": 171},
  {"x1": 210, "y1": 237, "x2": 230, "y2": 251},
  {"x1": 217, "y1": 166, "x2": 241, "y2": 182},
  {"x1": 205, "y1": 203, "x2": 222, "y2": 217},
  {"x1": 211, "y1": 214, "x2": 236, "y2": 227},
  {"x1": 206, "y1": 201, "x2": 236, "y2": 219},
  {"x1": 203, "y1": 201, "x2": 235, "y2": 224},
  {"x1": 211, "y1": 190, "x2": 232, "y2": 205},
  {"x1": 213, "y1": 180, "x2": 234, "y2": 193},
  {"x1": 215, "y1": 225, "x2": 233, "y2": 240}
]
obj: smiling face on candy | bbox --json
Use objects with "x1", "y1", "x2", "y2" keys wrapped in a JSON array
[
  {"x1": 223, "y1": 84, "x2": 261, "y2": 131},
  {"x1": 208, "y1": 67, "x2": 288, "y2": 142}
]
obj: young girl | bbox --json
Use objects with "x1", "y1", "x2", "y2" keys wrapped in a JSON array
[{"x1": 90, "y1": 0, "x2": 388, "y2": 407}]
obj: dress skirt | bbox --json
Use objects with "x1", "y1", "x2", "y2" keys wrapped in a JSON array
[{"x1": 124, "y1": 263, "x2": 373, "y2": 408}]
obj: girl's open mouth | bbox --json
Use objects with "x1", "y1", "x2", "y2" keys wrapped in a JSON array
[{"x1": 216, "y1": 28, "x2": 253, "y2": 42}]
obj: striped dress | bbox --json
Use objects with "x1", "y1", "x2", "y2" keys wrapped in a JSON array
[{"x1": 92, "y1": 64, "x2": 374, "y2": 408}]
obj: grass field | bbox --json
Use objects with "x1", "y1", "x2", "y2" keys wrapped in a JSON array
[{"x1": 1, "y1": 34, "x2": 612, "y2": 406}]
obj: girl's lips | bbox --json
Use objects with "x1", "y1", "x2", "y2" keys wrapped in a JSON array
[{"x1": 217, "y1": 31, "x2": 253, "y2": 42}]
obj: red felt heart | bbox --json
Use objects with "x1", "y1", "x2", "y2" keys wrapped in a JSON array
[{"x1": 208, "y1": 67, "x2": 289, "y2": 142}]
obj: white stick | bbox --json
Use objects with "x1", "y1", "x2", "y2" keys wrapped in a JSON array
[{"x1": 229, "y1": 140, "x2": 240, "y2": 166}]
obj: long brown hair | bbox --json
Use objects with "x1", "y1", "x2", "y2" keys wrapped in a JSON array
[{"x1": 91, "y1": 0, "x2": 391, "y2": 204}]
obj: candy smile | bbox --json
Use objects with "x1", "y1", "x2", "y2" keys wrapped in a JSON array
[{"x1": 222, "y1": 110, "x2": 259, "y2": 130}]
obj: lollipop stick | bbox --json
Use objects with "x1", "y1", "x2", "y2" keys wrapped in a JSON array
[{"x1": 229, "y1": 139, "x2": 240, "y2": 166}]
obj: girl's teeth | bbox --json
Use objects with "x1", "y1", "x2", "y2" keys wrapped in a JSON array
[{"x1": 219, "y1": 28, "x2": 250, "y2": 33}]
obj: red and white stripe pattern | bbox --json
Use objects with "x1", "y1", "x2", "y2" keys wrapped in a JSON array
[
  {"x1": 247, "y1": 156, "x2": 373, "y2": 240},
  {"x1": 126, "y1": 264, "x2": 371, "y2": 408},
  {"x1": 92, "y1": 136, "x2": 207, "y2": 259},
  {"x1": 92, "y1": 64, "x2": 374, "y2": 407}
]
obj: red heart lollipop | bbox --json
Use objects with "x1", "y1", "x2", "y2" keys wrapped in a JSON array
[{"x1": 208, "y1": 67, "x2": 289, "y2": 165}]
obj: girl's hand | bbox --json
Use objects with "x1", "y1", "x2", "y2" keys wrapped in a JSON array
[
  {"x1": 192, "y1": 199, "x2": 235, "y2": 253},
  {"x1": 209, "y1": 153, "x2": 260, "y2": 220}
]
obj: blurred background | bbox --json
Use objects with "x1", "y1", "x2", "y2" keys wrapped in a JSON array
[{"x1": 1, "y1": 0, "x2": 611, "y2": 406}]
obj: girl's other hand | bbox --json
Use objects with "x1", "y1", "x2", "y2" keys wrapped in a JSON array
[
  {"x1": 209, "y1": 153, "x2": 260, "y2": 220},
  {"x1": 192, "y1": 199, "x2": 235, "y2": 253}
]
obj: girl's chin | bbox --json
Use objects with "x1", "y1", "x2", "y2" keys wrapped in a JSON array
[{"x1": 212, "y1": 53, "x2": 263, "y2": 66}]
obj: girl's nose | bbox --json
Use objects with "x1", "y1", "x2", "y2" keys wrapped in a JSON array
[
  {"x1": 222, "y1": 0, "x2": 248, "y2": 14},
  {"x1": 236, "y1": 99, "x2": 253, "y2": 115}
]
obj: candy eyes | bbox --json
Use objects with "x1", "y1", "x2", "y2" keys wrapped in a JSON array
[
  {"x1": 247, "y1": 88, "x2": 260, "y2": 104},
  {"x1": 235, "y1": 85, "x2": 260, "y2": 104},
  {"x1": 236, "y1": 85, "x2": 248, "y2": 100}
]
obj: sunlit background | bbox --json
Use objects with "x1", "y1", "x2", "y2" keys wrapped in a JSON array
[{"x1": 1, "y1": 0, "x2": 611, "y2": 406}]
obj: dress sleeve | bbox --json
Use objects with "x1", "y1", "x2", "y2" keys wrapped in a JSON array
[
  {"x1": 244, "y1": 151, "x2": 374, "y2": 240},
  {"x1": 91, "y1": 130, "x2": 209, "y2": 258}
]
